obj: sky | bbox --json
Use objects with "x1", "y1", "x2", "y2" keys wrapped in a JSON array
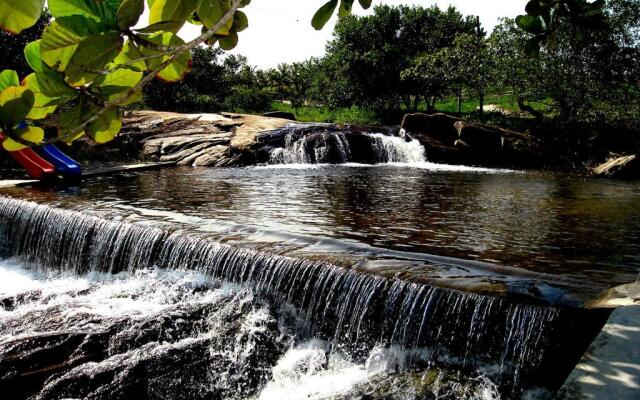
[{"x1": 176, "y1": 1, "x2": 525, "y2": 69}]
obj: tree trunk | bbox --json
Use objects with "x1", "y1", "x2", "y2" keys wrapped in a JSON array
[
  {"x1": 517, "y1": 97, "x2": 543, "y2": 120},
  {"x1": 412, "y1": 96, "x2": 420, "y2": 112},
  {"x1": 426, "y1": 96, "x2": 436, "y2": 113},
  {"x1": 457, "y1": 87, "x2": 462, "y2": 116},
  {"x1": 402, "y1": 96, "x2": 412, "y2": 111},
  {"x1": 478, "y1": 92, "x2": 484, "y2": 117}
]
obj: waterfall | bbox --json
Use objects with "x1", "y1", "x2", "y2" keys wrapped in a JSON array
[
  {"x1": 0, "y1": 197, "x2": 609, "y2": 398},
  {"x1": 367, "y1": 132, "x2": 427, "y2": 163},
  {"x1": 269, "y1": 130, "x2": 426, "y2": 164}
]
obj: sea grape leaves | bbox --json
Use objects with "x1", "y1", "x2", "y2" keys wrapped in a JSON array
[
  {"x1": 2, "y1": 126, "x2": 44, "y2": 151},
  {"x1": 0, "y1": 0, "x2": 45, "y2": 34}
]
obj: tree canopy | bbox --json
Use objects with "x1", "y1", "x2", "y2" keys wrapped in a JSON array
[{"x1": 0, "y1": 0, "x2": 612, "y2": 152}]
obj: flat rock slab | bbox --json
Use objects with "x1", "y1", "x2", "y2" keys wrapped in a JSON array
[
  {"x1": 0, "y1": 180, "x2": 38, "y2": 188},
  {"x1": 127, "y1": 111, "x2": 294, "y2": 166},
  {"x1": 557, "y1": 305, "x2": 640, "y2": 399}
]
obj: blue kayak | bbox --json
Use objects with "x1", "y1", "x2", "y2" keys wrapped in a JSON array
[{"x1": 38, "y1": 144, "x2": 82, "y2": 176}]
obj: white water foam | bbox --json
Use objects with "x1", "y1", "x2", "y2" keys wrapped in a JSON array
[
  {"x1": 367, "y1": 132, "x2": 427, "y2": 163},
  {"x1": 0, "y1": 259, "x2": 224, "y2": 323},
  {"x1": 257, "y1": 341, "x2": 502, "y2": 400},
  {"x1": 257, "y1": 341, "x2": 380, "y2": 400},
  {"x1": 264, "y1": 130, "x2": 517, "y2": 173},
  {"x1": 254, "y1": 162, "x2": 515, "y2": 173}
]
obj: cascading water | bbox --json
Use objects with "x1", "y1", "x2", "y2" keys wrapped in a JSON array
[
  {"x1": 0, "y1": 197, "x2": 610, "y2": 399},
  {"x1": 270, "y1": 131, "x2": 353, "y2": 164},
  {"x1": 367, "y1": 132, "x2": 427, "y2": 163},
  {"x1": 269, "y1": 129, "x2": 427, "y2": 164}
]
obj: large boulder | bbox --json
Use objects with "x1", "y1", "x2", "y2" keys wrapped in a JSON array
[
  {"x1": 400, "y1": 113, "x2": 535, "y2": 167},
  {"x1": 592, "y1": 154, "x2": 640, "y2": 178},
  {"x1": 400, "y1": 113, "x2": 461, "y2": 145},
  {"x1": 87, "y1": 111, "x2": 294, "y2": 167},
  {"x1": 454, "y1": 121, "x2": 504, "y2": 153},
  {"x1": 400, "y1": 113, "x2": 464, "y2": 163}
]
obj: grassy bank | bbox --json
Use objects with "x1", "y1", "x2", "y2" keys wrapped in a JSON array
[
  {"x1": 270, "y1": 102, "x2": 380, "y2": 125},
  {"x1": 269, "y1": 94, "x2": 551, "y2": 126}
]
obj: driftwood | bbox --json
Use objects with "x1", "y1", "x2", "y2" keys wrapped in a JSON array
[{"x1": 592, "y1": 154, "x2": 639, "y2": 178}]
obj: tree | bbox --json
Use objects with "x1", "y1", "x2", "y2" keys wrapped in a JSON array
[
  {"x1": 325, "y1": 5, "x2": 477, "y2": 113},
  {"x1": 268, "y1": 61, "x2": 318, "y2": 110},
  {"x1": 143, "y1": 46, "x2": 228, "y2": 112},
  {"x1": 452, "y1": 31, "x2": 494, "y2": 116},
  {"x1": 0, "y1": 0, "x2": 610, "y2": 152},
  {"x1": 490, "y1": 0, "x2": 639, "y2": 121},
  {"x1": 400, "y1": 49, "x2": 453, "y2": 112}
]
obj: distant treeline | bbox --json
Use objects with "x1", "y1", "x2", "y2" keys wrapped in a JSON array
[{"x1": 140, "y1": 2, "x2": 637, "y2": 119}]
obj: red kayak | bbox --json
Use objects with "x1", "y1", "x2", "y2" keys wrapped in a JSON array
[{"x1": 0, "y1": 133, "x2": 56, "y2": 179}]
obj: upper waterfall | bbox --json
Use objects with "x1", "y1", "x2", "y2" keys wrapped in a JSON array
[{"x1": 269, "y1": 130, "x2": 427, "y2": 165}]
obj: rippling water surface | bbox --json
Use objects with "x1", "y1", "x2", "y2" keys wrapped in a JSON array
[{"x1": 2, "y1": 164, "x2": 639, "y2": 303}]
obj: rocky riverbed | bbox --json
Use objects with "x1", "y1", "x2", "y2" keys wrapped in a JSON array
[{"x1": 1, "y1": 110, "x2": 637, "y2": 179}]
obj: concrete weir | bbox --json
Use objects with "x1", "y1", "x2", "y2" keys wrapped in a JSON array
[{"x1": 557, "y1": 305, "x2": 640, "y2": 399}]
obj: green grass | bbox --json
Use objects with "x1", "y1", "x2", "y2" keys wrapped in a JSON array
[
  {"x1": 269, "y1": 94, "x2": 554, "y2": 126},
  {"x1": 270, "y1": 102, "x2": 380, "y2": 125},
  {"x1": 434, "y1": 94, "x2": 552, "y2": 115}
]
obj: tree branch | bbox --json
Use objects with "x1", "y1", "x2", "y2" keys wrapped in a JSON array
[{"x1": 47, "y1": 0, "x2": 244, "y2": 146}]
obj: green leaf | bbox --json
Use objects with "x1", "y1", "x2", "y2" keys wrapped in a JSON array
[
  {"x1": 135, "y1": 20, "x2": 185, "y2": 33},
  {"x1": 338, "y1": 2, "x2": 351, "y2": 18},
  {"x1": 57, "y1": 98, "x2": 92, "y2": 142},
  {"x1": 49, "y1": 0, "x2": 121, "y2": 28},
  {"x1": 219, "y1": 30, "x2": 238, "y2": 50},
  {"x1": 197, "y1": 0, "x2": 233, "y2": 34},
  {"x1": 233, "y1": 11, "x2": 248, "y2": 32},
  {"x1": 524, "y1": 0, "x2": 545, "y2": 17},
  {"x1": 524, "y1": 36, "x2": 543, "y2": 56},
  {"x1": 0, "y1": 86, "x2": 35, "y2": 127},
  {"x1": 24, "y1": 40, "x2": 45, "y2": 72},
  {"x1": 140, "y1": 33, "x2": 192, "y2": 82},
  {"x1": 63, "y1": 32, "x2": 124, "y2": 87},
  {"x1": 0, "y1": 0, "x2": 44, "y2": 34},
  {"x1": 87, "y1": 107, "x2": 122, "y2": 143},
  {"x1": 25, "y1": 41, "x2": 79, "y2": 100},
  {"x1": 32, "y1": 69, "x2": 76, "y2": 99},
  {"x1": 93, "y1": 68, "x2": 143, "y2": 105},
  {"x1": 358, "y1": 0, "x2": 371, "y2": 9},
  {"x1": 114, "y1": 40, "x2": 148, "y2": 72},
  {"x1": 516, "y1": 15, "x2": 545, "y2": 35},
  {"x1": 41, "y1": 21, "x2": 87, "y2": 72},
  {"x1": 149, "y1": 0, "x2": 200, "y2": 31},
  {"x1": 312, "y1": 0, "x2": 338, "y2": 30},
  {"x1": 22, "y1": 73, "x2": 63, "y2": 119},
  {"x1": 118, "y1": 0, "x2": 145, "y2": 28},
  {"x1": 0, "y1": 70, "x2": 20, "y2": 92},
  {"x1": 2, "y1": 126, "x2": 44, "y2": 151}
]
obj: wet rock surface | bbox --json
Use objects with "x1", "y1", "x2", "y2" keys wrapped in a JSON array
[
  {"x1": 0, "y1": 269, "x2": 290, "y2": 400},
  {"x1": 344, "y1": 369, "x2": 501, "y2": 400},
  {"x1": 400, "y1": 112, "x2": 538, "y2": 167},
  {"x1": 66, "y1": 111, "x2": 294, "y2": 167}
]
